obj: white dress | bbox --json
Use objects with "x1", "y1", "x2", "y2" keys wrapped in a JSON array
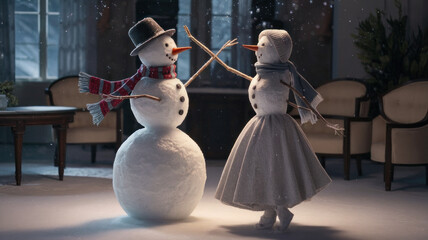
[{"x1": 215, "y1": 70, "x2": 331, "y2": 211}]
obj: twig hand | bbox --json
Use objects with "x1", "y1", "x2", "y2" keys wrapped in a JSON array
[
  {"x1": 184, "y1": 25, "x2": 252, "y2": 81},
  {"x1": 185, "y1": 37, "x2": 238, "y2": 87}
]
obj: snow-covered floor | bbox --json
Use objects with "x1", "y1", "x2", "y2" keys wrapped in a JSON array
[{"x1": 0, "y1": 144, "x2": 427, "y2": 240}]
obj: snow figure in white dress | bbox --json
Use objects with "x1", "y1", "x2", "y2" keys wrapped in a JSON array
[
  {"x1": 185, "y1": 27, "x2": 342, "y2": 231},
  {"x1": 78, "y1": 18, "x2": 236, "y2": 221}
]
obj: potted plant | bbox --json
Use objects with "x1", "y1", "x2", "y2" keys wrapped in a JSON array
[
  {"x1": 0, "y1": 81, "x2": 18, "y2": 109},
  {"x1": 352, "y1": 0, "x2": 428, "y2": 95}
]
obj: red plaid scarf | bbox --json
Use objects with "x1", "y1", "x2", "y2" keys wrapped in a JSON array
[{"x1": 79, "y1": 64, "x2": 177, "y2": 125}]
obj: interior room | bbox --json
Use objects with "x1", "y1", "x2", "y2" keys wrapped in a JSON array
[{"x1": 1, "y1": 0, "x2": 427, "y2": 239}]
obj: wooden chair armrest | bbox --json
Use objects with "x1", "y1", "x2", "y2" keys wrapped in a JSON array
[{"x1": 355, "y1": 94, "x2": 370, "y2": 117}]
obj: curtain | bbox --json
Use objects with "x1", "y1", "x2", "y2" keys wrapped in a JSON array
[
  {"x1": 0, "y1": 0, "x2": 15, "y2": 82},
  {"x1": 58, "y1": 0, "x2": 97, "y2": 77}
]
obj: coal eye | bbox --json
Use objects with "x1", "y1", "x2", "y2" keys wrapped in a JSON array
[
  {"x1": 165, "y1": 43, "x2": 169, "y2": 47},
  {"x1": 261, "y1": 43, "x2": 265, "y2": 46}
]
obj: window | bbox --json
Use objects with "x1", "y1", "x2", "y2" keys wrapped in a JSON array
[
  {"x1": 210, "y1": 0, "x2": 232, "y2": 80},
  {"x1": 177, "y1": 0, "x2": 237, "y2": 87},
  {"x1": 177, "y1": 0, "x2": 191, "y2": 80},
  {"x1": 15, "y1": 0, "x2": 60, "y2": 81}
]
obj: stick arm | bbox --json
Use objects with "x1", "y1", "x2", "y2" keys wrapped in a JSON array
[
  {"x1": 102, "y1": 93, "x2": 161, "y2": 102},
  {"x1": 184, "y1": 26, "x2": 253, "y2": 81},
  {"x1": 287, "y1": 100, "x2": 311, "y2": 112},
  {"x1": 185, "y1": 39, "x2": 238, "y2": 87}
]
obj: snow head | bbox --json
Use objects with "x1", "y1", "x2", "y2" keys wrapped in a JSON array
[
  {"x1": 137, "y1": 34, "x2": 191, "y2": 67},
  {"x1": 243, "y1": 29, "x2": 293, "y2": 64},
  {"x1": 128, "y1": 17, "x2": 191, "y2": 67}
]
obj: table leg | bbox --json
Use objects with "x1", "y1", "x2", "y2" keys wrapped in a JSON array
[
  {"x1": 54, "y1": 124, "x2": 67, "y2": 181},
  {"x1": 12, "y1": 122, "x2": 25, "y2": 186}
]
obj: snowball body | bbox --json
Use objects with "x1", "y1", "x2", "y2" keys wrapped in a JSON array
[
  {"x1": 113, "y1": 127, "x2": 206, "y2": 220},
  {"x1": 130, "y1": 78, "x2": 188, "y2": 128}
]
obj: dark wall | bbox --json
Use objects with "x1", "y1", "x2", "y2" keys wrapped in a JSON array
[
  {"x1": 184, "y1": 90, "x2": 254, "y2": 159},
  {"x1": 278, "y1": 1, "x2": 333, "y2": 87},
  {"x1": 135, "y1": 0, "x2": 178, "y2": 30}
]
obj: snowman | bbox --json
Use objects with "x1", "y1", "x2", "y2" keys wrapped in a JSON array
[
  {"x1": 185, "y1": 28, "x2": 341, "y2": 231},
  {"x1": 79, "y1": 18, "x2": 235, "y2": 220}
]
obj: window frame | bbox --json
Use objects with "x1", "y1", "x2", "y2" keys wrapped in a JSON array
[
  {"x1": 177, "y1": 0, "x2": 244, "y2": 87},
  {"x1": 14, "y1": 0, "x2": 60, "y2": 82},
  {"x1": 210, "y1": 0, "x2": 234, "y2": 77},
  {"x1": 177, "y1": 0, "x2": 192, "y2": 80}
]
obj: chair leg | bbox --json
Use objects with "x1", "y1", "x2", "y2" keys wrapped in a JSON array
[
  {"x1": 320, "y1": 156, "x2": 326, "y2": 168},
  {"x1": 356, "y1": 156, "x2": 362, "y2": 176},
  {"x1": 53, "y1": 143, "x2": 59, "y2": 167},
  {"x1": 385, "y1": 125, "x2": 393, "y2": 191},
  {"x1": 385, "y1": 163, "x2": 393, "y2": 191},
  {"x1": 344, "y1": 154, "x2": 350, "y2": 180},
  {"x1": 91, "y1": 144, "x2": 97, "y2": 163},
  {"x1": 383, "y1": 165, "x2": 394, "y2": 182},
  {"x1": 384, "y1": 164, "x2": 386, "y2": 182},
  {"x1": 343, "y1": 118, "x2": 351, "y2": 180},
  {"x1": 425, "y1": 165, "x2": 428, "y2": 185}
]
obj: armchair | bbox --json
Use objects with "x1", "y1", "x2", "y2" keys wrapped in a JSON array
[
  {"x1": 292, "y1": 79, "x2": 372, "y2": 180},
  {"x1": 371, "y1": 80, "x2": 428, "y2": 191},
  {"x1": 45, "y1": 76, "x2": 123, "y2": 163}
]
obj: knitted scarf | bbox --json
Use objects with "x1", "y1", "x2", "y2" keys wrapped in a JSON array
[
  {"x1": 255, "y1": 61, "x2": 323, "y2": 124},
  {"x1": 78, "y1": 64, "x2": 177, "y2": 125}
]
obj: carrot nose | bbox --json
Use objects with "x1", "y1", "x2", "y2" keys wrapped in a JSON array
[
  {"x1": 172, "y1": 47, "x2": 192, "y2": 55},
  {"x1": 242, "y1": 44, "x2": 258, "y2": 51}
]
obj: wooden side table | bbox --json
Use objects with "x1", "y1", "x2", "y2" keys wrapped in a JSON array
[{"x1": 0, "y1": 106, "x2": 76, "y2": 185}]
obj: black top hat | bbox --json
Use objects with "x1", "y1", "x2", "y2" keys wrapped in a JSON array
[{"x1": 128, "y1": 17, "x2": 176, "y2": 56}]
